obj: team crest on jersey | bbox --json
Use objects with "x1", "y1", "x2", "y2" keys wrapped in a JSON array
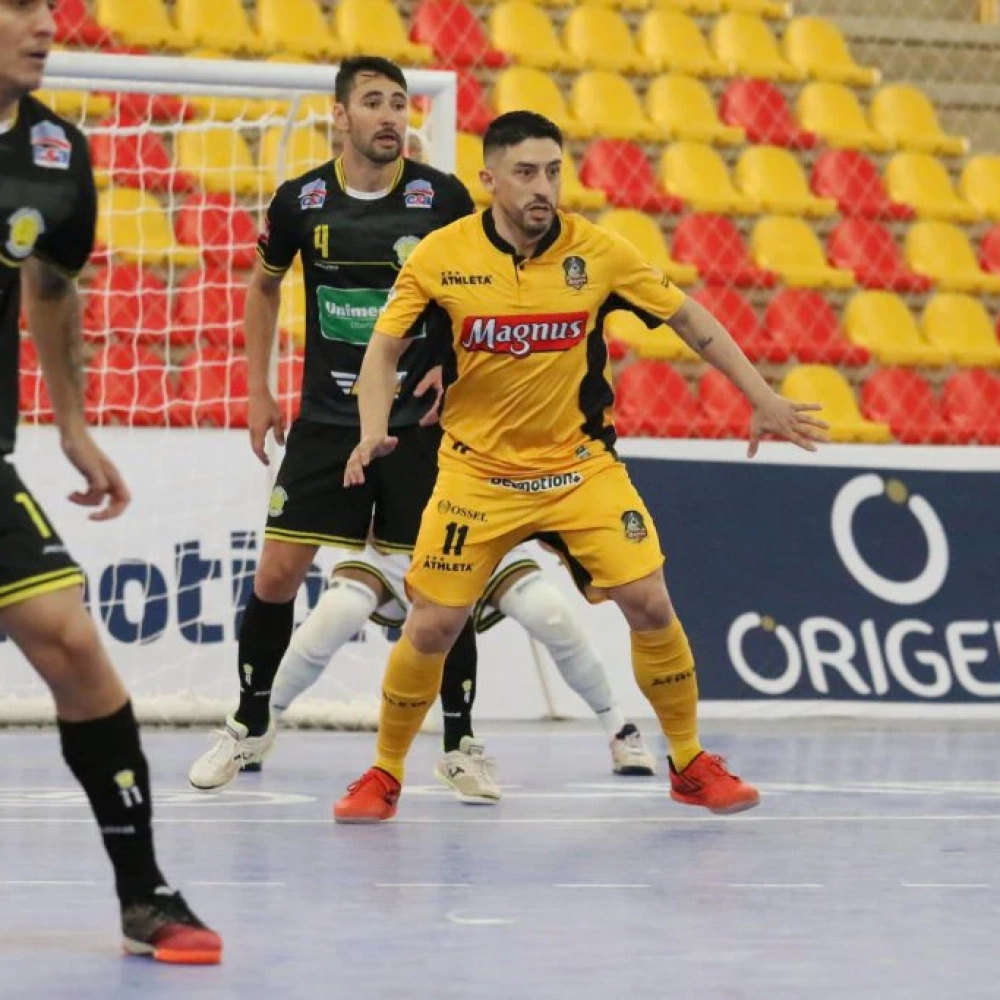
[
  {"x1": 299, "y1": 179, "x2": 327, "y2": 210},
  {"x1": 5, "y1": 207, "x2": 45, "y2": 261},
  {"x1": 268, "y1": 486, "x2": 288, "y2": 518},
  {"x1": 562, "y1": 256, "x2": 588, "y2": 291},
  {"x1": 30, "y1": 121, "x2": 71, "y2": 170},
  {"x1": 621, "y1": 510, "x2": 648, "y2": 543},
  {"x1": 394, "y1": 234, "x2": 421, "y2": 266},
  {"x1": 403, "y1": 179, "x2": 434, "y2": 209}
]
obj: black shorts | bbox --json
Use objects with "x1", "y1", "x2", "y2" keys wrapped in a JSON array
[
  {"x1": 264, "y1": 419, "x2": 441, "y2": 553},
  {"x1": 0, "y1": 459, "x2": 84, "y2": 611}
]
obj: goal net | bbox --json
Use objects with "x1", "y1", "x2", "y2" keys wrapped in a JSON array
[{"x1": 6, "y1": 51, "x2": 458, "y2": 726}]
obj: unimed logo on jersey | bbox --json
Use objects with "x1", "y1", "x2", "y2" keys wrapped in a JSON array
[{"x1": 460, "y1": 312, "x2": 589, "y2": 358}]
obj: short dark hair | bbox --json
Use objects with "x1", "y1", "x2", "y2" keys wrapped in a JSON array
[
  {"x1": 483, "y1": 111, "x2": 563, "y2": 158},
  {"x1": 334, "y1": 57, "x2": 407, "y2": 105}
]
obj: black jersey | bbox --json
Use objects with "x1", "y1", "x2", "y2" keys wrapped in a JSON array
[
  {"x1": 0, "y1": 96, "x2": 97, "y2": 456},
  {"x1": 257, "y1": 156, "x2": 475, "y2": 429}
]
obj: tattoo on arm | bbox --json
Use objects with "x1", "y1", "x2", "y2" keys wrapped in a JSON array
[
  {"x1": 33, "y1": 260, "x2": 86, "y2": 401},
  {"x1": 35, "y1": 259, "x2": 74, "y2": 301},
  {"x1": 695, "y1": 335, "x2": 714, "y2": 353}
]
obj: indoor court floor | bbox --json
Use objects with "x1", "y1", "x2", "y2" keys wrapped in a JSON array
[{"x1": 1, "y1": 719, "x2": 998, "y2": 999}]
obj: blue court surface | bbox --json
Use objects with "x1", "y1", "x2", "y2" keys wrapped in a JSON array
[{"x1": 1, "y1": 720, "x2": 998, "y2": 999}]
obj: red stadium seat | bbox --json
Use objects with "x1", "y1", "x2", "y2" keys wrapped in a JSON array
[
  {"x1": 172, "y1": 268, "x2": 248, "y2": 348},
  {"x1": 277, "y1": 350, "x2": 304, "y2": 423},
  {"x1": 411, "y1": 0, "x2": 508, "y2": 68},
  {"x1": 764, "y1": 289, "x2": 870, "y2": 365},
  {"x1": 171, "y1": 347, "x2": 249, "y2": 427},
  {"x1": 615, "y1": 360, "x2": 705, "y2": 438},
  {"x1": 672, "y1": 214, "x2": 778, "y2": 287},
  {"x1": 90, "y1": 113, "x2": 197, "y2": 194},
  {"x1": 112, "y1": 92, "x2": 195, "y2": 123},
  {"x1": 83, "y1": 263, "x2": 170, "y2": 343},
  {"x1": 455, "y1": 70, "x2": 494, "y2": 134},
  {"x1": 941, "y1": 369, "x2": 1000, "y2": 444},
  {"x1": 978, "y1": 224, "x2": 1000, "y2": 275},
  {"x1": 828, "y1": 219, "x2": 932, "y2": 292},
  {"x1": 693, "y1": 286, "x2": 790, "y2": 362},
  {"x1": 174, "y1": 193, "x2": 258, "y2": 269},
  {"x1": 719, "y1": 79, "x2": 816, "y2": 149},
  {"x1": 55, "y1": 0, "x2": 115, "y2": 48},
  {"x1": 85, "y1": 343, "x2": 171, "y2": 426},
  {"x1": 862, "y1": 368, "x2": 973, "y2": 444},
  {"x1": 811, "y1": 149, "x2": 914, "y2": 221},
  {"x1": 698, "y1": 368, "x2": 751, "y2": 438},
  {"x1": 580, "y1": 140, "x2": 683, "y2": 213}
]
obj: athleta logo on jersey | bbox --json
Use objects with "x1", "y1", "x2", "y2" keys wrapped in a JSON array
[
  {"x1": 30, "y1": 122, "x2": 71, "y2": 170},
  {"x1": 460, "y1": 312, "x2": 589, "y2": 358}
]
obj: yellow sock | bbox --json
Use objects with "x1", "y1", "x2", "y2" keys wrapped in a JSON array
[
  {"x1": 374, "y1": 634, "x2": 445, "y2": 783},
  {"x1": 631, "y1": 619, "x2": 702, "y2": 771}
]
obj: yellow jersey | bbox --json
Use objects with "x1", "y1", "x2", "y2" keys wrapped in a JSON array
[{"x1": 377, "y1": 209, "x2": 686, "y2": 476}]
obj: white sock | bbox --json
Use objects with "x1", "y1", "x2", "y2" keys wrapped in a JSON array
[
  {"x1": 498, "y1": 573, "x2": 627, "y2": 739},
  {"x1": 270, "y1": 577, "x2": 378, "y2": 714}
]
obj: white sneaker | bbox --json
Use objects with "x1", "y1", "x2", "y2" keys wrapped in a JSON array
[
  {"x1": 433, "y1": 736, "x2": 501, "y2": 804},
  {"x1": 188, "y1": 716, "x2": 276, "y2": 791},
  {"x1": 610, "y1": 723, "x2": 656, "y2": 776}
]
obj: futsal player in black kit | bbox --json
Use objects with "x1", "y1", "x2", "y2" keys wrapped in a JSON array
[{"x1": 0, "y1": 0, "x2": 221, "y2": 964}]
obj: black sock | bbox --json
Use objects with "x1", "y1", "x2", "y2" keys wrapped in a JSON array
[
  {"x1": 58, "y1": 701, "x2": 165, "y2": 905},
  {"x1": 235, "y1": 593, "x2": 295, "y2": 734},
  {"x1": 440, "y1": 617, "x2": 477, "y2": 753}
]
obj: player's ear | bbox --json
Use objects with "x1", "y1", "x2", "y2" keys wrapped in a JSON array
[
  {"x1": 479, "y1": 168, "x2": 495, "y2": 196},
  {"x1": 332, "y1": 100, "x2": 349, "y2": 132}
]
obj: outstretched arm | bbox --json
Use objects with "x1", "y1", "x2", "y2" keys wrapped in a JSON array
[{"x1": 21, "y1": 258, "x2": 130, "y2": 520}]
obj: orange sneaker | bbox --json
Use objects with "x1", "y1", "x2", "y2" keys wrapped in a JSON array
[
  {"x1": 121, "y1": 887, "x2": 223, "y2": 965},
  {"x1": 669, "y1": 752, "x2": 760, "y2": 815},
  {"x1": 334, "y1": 767, "x2": 401, "y2": 824}
]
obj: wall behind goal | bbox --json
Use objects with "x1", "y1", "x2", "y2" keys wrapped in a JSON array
[{"x1": 6, "y1": 431, "x2": 1000, "y2": 721}]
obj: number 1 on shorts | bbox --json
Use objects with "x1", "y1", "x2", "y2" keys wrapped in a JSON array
[
  {"x1": 14, "y1": 492, "x2": 52, "y2": 539},
  {"x1": 442, "y1": 521, "x2": 468, "y2": 556}
]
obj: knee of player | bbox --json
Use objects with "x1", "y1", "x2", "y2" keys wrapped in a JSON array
[
  {"x1": 253, "y1": 565, "x2": 302, "y2": 604},
  {"x1": 32, "y1": 605, "x2": 105, "y2": 682},
  {"x1": 616, "y1": 587, "x2": 674, "y2": 632},
  {"x1": 406, "y1": 607, "x2": 467, "y2": 654},
  {"x1": 498, "y1": 574, "x2": 581, "y2": 645}
]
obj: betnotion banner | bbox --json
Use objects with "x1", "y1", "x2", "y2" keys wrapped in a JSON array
[{"x1": 4, "y1": 429, "x2": 1000, "y2": 718}]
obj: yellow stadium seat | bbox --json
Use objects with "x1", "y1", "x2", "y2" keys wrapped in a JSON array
[
  {"x1": 751, "y1": 217, "x2": 855, "y2": 289},
  {"x1": 564, "y1": 7, "x2": 655, "y2": 74},
  {"x1": 257, "y1": 0, "x2": 345, "y2": 60},
  {"x1": 33, "y1": 89, "x2": 112, "y2": 122},
  {"x1": 870, "y1": 85, "x2": 969, "y2": 157},
  {"x1": 735, "y1": 146, "x2": 837, "y2": 217},
  {"x1": 719, "y1": 0, "x2": 790, "y2": 17},
  {"x1": 646, "y1": 75, "x2": 744, "y2": 146},
  {"x1": 175, "y1": 0, "x2": 267, "y2": 54},
  {"x1": 660, "y1": 142, "x2": 760, "y2": 215},
  {"x1": 843, "y1": 291, "x2": 952, "y2": 366},
  {"x1": 648, "y1": 0, "x2": 720, "y2": 12},
  {"x1": 959, "y1": 156, "x2": 1000, "y2": 221},
  {"x1": 604, "y1": 311, "x2": 698, "y2": 361},
  {"x1": 96, "y1": 0, "x2": 185, "y2": 49},
  {"x1": 710, "y1": 14, "x2": 804, "y2": 82},
  {"x1": 905, "y1": 221, "x2": 1000, "y2": 294},
  {"x1": 884, "y1": 152, "x2": 982, "y2": 224},
  {"x1": 570, "y1": 72, "x2": 665, "y2": 143},
  {"x1": 335, "y1": 0, "x2": 433, "y2": 65},
  {"x1": 561, "y1": 153, "x2": 607, "y2": 212},
  {"x1": 782, "y1": 17, "x2": 880, "y2": 87},
  {"x1": 637, "y1": 11, "x2": 727, "y2": 78},
  {"x1": 490, "y1": 2, "x2": 580, "y2": 70},
  {"x1": 483, "y1": 0, "x2": 572, "y2": 6},
  {"x1": 97, "y1": 188, "x2": 202, "y2": 268},
  {"x1": 922, "y1": 294, "x2": 1000, "y2": 367},
  {"x1": 259, "y1": 126, "x2": 332, "y2": 191},
  {"x1": 258, "y1": 55, "x2": 334, "y2": 122},
  {"x1": 796, "y1": 83, "x2": 892, "y2": 152},
  {"x1": 176, "y1": 129, "x2": 261, "y2": 197},
  {"x1": 597, "y1": 209, "x2": 699, "y2": 285},
  {"x1": 781, "y1": 365, "x2": 892, "y2": 443},
  {"x1": 456, "y1": 133, "x2": 490, "y2": 206},
  {"x1": 182, "y1": 51, "x2": 269, "y2": 123},
  {"x1": 579, "y1": 0, "x2": 649, "y2": 11},
  {"x1": 493, "y1": 68, "x2": 591, "y2": 139}
]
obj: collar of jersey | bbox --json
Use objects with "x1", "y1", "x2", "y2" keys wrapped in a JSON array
[
  {"x1": 333, "y1": 155, "x2": 405, "y2": 196},
  {"x1": 482, "y1": 208, "x2": 561, "y2": 263}
]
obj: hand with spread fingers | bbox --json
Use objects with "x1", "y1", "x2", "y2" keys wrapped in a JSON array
[
  {"x1": 748, "y1": 393, "x2": 830, "y2": 459},
  {"x1": 343, "y1": 435, "x2": 399, "y2": 487}
]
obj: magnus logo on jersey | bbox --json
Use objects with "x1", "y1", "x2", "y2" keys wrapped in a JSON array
[
  {"x1": 403, "y1": 179, "x2": 434, "y2": 209},
  {"x1": 460, "y1": 312, "x2": 589, "y2": 357},
  {"x1": 30, "y1": 121, "x2": 71, "y2": 170},
  {"x1": 299, "y1": 178, "x2": 328, "y2": 210}
]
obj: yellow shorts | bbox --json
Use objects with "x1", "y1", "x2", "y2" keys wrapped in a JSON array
[{"x1": 405, "y1": 454, "x2": 664, "y2": 608}]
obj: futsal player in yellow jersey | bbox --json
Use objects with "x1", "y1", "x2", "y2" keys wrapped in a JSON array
[{"x1": 334, "y1": 112, "x2": 828, "y2": 822}]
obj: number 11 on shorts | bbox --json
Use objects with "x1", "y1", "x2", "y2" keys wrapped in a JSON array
[{"x1": 442, "y1": 521, "x2": 468, "y2": 556}]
